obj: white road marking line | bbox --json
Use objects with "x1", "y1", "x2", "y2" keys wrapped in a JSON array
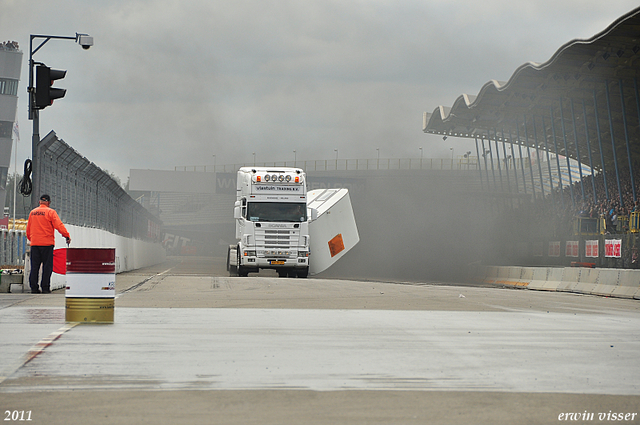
[{"x1": 0, "y1": 323, "x2": 79, "y2": 385}]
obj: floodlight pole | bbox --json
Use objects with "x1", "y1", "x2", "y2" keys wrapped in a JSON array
[{"x1": 28, "y1": 33, "x2": 91, "y2": 209}]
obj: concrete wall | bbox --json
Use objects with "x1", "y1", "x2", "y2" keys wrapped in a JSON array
[{"x1": 471, "y1": 264, "x2": 640, "y2": 300}]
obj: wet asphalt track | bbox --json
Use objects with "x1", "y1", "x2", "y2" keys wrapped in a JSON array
[{"x1": 1, "y1": 256, "x2": 639, "y2": 424}]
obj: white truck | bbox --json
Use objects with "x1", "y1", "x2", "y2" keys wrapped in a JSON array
[{"x1": 227, "y1": 166, "x2": 359, "y2": 277}]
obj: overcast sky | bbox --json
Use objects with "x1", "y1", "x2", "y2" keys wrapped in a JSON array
[{"x1": 2, "y1": 0, "x2": 638, "y2": 182}]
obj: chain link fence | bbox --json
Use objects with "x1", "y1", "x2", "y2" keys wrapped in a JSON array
[
  {"x1": 37, "y1": 130, "x2": 161, "y2": 241},
  {"x1": 2, "y1": 131, "x2": 163, "y2": 268},
  {"x1": 0, "y1": 229, "x2": 26, "y2": 267}
]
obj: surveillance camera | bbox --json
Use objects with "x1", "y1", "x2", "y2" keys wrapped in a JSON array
[{"x1": 78, "y1": 35, "x2": 93, "y2": 50}]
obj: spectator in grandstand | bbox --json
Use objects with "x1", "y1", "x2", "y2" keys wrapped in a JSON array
[
  {"x1": 26, "y1": 194, "x2": 71, "y2": 294},
  {"x1": 612, "y1": 208, "x2": 619, "y2": 233},
  {"x1": 0, "y1": 41, "x2": 19, "y2": 50}
]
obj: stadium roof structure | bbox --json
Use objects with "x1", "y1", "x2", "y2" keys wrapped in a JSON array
[{"x1": 423, "y1": 6, "x2": 640, "y2": 175}]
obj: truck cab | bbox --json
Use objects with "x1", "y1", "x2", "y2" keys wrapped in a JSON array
[{"x1": 228, "y1": 167, "x2": 311, "y2": 277}]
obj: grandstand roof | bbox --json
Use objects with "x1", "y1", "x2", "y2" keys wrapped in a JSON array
[{"x1": 423, "y1": 6, "x2": 640, "y2": 171}]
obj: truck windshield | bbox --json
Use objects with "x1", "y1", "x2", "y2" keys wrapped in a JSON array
[{"x1": 247, "y1": 202, "x2": 307, "y2": 222}]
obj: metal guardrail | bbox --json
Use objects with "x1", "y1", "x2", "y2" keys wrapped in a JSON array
[
  {"x1": 630, "y1": 212, "x2": 640, "y2": 233},
  {"x1": 174, "y1": 157, "x2": 482, "y2": 173},
  {"x1": 573, "y1": 214, "x2": 636, "y2": 236},
  {"x1": 173, "y1": 155, "x2": 574, "y2": 174}
]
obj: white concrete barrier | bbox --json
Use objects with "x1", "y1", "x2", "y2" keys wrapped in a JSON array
[
  {"x1": 37, "y1": 225, "x2": 166, "y2": 291},
  {"x1": 529, "y1": 267, "x2": 551, "y2": 290},
  {"x1": 517, "y1": 267, "x2": 535, "y2": 288},
  {"x1": 471, "y1": 265, "x2": 640, "y2": 300},
  {"x1": 482, "y1": 266, "x2": 500, "y2": 285},
  {"x1": 546, "y1": 268, "x2": 565, "y2": 291},
  {"x1": 495, "y1": 266, "x2": 521, "y2": 287},
  {"x1": 612, "y1": 270, "x2": 640, "y2": 299},
  {"x1": 507, "y1": 266, "x2": 531, "y2": 287},
  {"x1": 592, "y1": 269, "x2": 621, "y2": 297},
  {"x1": 557, "y1": 267, "x2": 580, "y2": 293},
  {"x1": 572, "y1": 267, "x2": 600, "y2": 295}
]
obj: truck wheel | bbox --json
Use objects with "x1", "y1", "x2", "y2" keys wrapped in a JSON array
[
  {"x1": 228, "y1": 247, "x2": 237, "y2": 276},
  {"x1": 237, "y1": 250, "x2": 248, "y2": 277},
  {"x1": 296, "y1": 267, "x2": 309, "y2": 278}
]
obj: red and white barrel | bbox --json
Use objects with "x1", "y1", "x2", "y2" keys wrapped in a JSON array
[{"x1": 65, "y1": 248, "x2": 116, "y2": 323}]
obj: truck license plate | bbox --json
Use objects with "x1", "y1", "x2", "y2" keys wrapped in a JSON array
[{"x1": 270, "y1": 260, "x2": 285, "y2": 265}]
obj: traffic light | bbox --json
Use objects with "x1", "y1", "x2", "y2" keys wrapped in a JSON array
[{"x1": 35, "y1": 65, "x2": 67, "y2": 109}]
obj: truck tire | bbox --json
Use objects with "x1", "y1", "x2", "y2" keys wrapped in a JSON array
[
  {"x1": 237, "y1": 249, "x2": 248, "y2": 277},
  {"x1": 296, "y1": 267, "x2": 309, "y2": 278},
  {"x1": 228, "y1": 246, "x2": 237, "y2": 276}
]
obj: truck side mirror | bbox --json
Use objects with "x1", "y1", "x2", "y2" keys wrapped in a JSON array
[
  {"x1": 310, "y1": 208, "x2": 318, "y2": 221},
  {"x1": 234, "y1": 206, "x2": 242, "y2": 219}
]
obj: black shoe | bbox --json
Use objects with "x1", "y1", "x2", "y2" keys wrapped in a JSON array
[
  {"x1": 31, "y1": 289, "x2": 41, "y2": 294},
  {"x1": 42, "y1": 289, "x2": 52, "y2": 294}
]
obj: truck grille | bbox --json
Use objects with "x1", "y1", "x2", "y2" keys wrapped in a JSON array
[{"x1": 255, "y1": 229, "x2": 300, "y2": 252}]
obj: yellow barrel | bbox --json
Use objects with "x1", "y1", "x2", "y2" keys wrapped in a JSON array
[{"x1": 65, "y1": 298, "x2": 114, "y2": 323}]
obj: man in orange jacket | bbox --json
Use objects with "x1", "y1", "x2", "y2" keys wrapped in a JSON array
[{"x1": 26, "y1": 194, "x2": 71, "y2": 294}]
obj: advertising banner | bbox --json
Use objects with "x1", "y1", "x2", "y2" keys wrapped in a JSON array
[
  {"x1": 585, "y1": 240, "x2": 599, "y2": 258},
  {"x1": 605, "y1": 239, "x2": 622, "y2": 258},
  {"x1": 565, "y1": 241, "x2": 579, "y2": 258}
]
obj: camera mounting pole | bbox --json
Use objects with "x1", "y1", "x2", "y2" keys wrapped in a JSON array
[{"x1": 27, "y1": 33, "x2": 93, "y2": 209}]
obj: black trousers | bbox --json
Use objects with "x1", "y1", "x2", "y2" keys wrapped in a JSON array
[{"x1": 30, "y1": 245, "x2": 54, "y2": 292}]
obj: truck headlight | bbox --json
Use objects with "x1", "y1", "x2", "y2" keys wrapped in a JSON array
[{"x1": 244, "y1": 250, "x2": 256, "y2": 257}]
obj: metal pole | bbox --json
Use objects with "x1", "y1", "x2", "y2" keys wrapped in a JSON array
[
  {"x1": 508, "y1": 130, "x2": 519, "y2": 196},
  {"x1": 481, "y1": 138, "x2": 490, "y2": 189},
  {"x1": 12, "y1": 123, "x2": 18, "y2": 224},
  {"x1": 581, "y1": 100, "x2": 597, "y2": 204},
  {"x1": 492, "y1": 129, "x2": 503, "y2": 191},
  {"x1": 549, "y1": 108, "x2": 565, "y2": 209},
  {"x1": 635, "y1": 76, "x2": 640, "y2": 203},
  {"x1": 29, "y1": 36, "x2": 40, "y2": 210},
  {"x1": 28, "y1": 33, "x2": 85, "y2": 210},
  {"x1": 570, "y1": 98, "x2": 586, "y2": 204},
  {"x1": 540, "y1": 116, "x2": 555, "y2": 205},
  {"x1": 605, "y1": 81, "x2": 624, "y2": 208},
  {"x1": 515, "y1": 122, "x2": 528, "y2": 195},
  {"x1": 522, "y1": 116, "x2": 537, "y2": 200},
  {"x1": 593, "y1": 88, "x2": 609, "y2": 201},
  {"x1": 501, "y1": 128, "x2": 511, "y2": 194},
  {"x1": 559, "y1": 97, "x2": 576, "y2": 208},
  {"x1": 488, "y1": 136, "x2": 497, "y2": 190},
  {"x1": 531, "y1": 116, "x2": 546, "y2": 199},
  {"x1": 475, "y1": 137, "x2": 484, "y2": 191},
  {"x1": 620, "y1": 79, "x2": 636, "y2": 204}
]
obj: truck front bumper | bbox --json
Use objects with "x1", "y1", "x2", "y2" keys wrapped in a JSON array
[{"x1": 244, "y1": 257, "x2": 308, "y2": 269}]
